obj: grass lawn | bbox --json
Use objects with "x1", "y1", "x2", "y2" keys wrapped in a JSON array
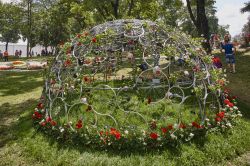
[{"x1": 0, "y1": 50, "x2": 250, "y2": 166}]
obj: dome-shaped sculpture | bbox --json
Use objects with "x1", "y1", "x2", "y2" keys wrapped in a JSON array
[{"x1": 33, "y1": 19, "x2": 240, "y2": 149}]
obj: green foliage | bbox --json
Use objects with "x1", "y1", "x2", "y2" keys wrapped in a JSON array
[{"x1": 0, "y1": 2, "x2": 23, "y2": 49}]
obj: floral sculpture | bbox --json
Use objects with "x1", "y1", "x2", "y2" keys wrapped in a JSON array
[{"x1": 33, "y1": 19, "x2": 241, "y2": 150}]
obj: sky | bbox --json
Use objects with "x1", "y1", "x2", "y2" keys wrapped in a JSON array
[{"x1": 1, "y1": 0, "x2": 250, "y2": 42}]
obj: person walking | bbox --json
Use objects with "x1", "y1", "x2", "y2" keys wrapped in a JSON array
[
  {"x1": 3, "y1": 50, "x2": 9, "y2": 62},
  {"x1": 220, "y1": 35, "x2": 236, "y2": 73}
]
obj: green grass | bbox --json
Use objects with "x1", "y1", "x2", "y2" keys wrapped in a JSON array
[{"x1": 0, "y1": 53, "x2": 250, "y2": 166}]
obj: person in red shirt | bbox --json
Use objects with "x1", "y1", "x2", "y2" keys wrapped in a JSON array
[{"x1": 3, "y1": 50, "x2": 9, "y2": 62}]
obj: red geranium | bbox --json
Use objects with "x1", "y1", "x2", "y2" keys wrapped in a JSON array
[
  {"x1": 150, "y1": 132, "x2": 158, "y2": 140},
  {"x1": 92, "y1": 38, "x2": 97, "y2": 43},
  {"x1": 227, "y1": 102, "x2": 234, "y2": 107},
  {"x1": 50, "y1": 120, "x2": 57, "y2": 126},
  {"x1": 216, "y1": 112, "x2": 225, "y2": 119},
  {"x1": 161, "y1": 127, "x2": 168, "y2": 134},
  {"x1": 64, "y1": 59, "x2": 72, "y2": 67},
  {"x1": 46, "y1": 117, "x2": 52, "y2": 122},
  {"x1": 192, "y1": 122, "x2": 202, "y2": 129},
  {"x1": 33, "y1": 111, "x2": 42, "y2": 119},
  {"x1": 40, "y1": 122, "x2": 46, "y2": 127},
  {"x1": 76, "y1": 120, "x2": 83, "y2": 129},
  {"x1": 37, "y1": 103, "x2": 44, "y2": 109},
  {"x1": 215, "y1": 117, "x2": 222, "y2": 122},
  {"x1": 224, "y1": 99, "x2": 230, "y2": 105},
  {"x1": 179, "y1": 123, "x2": 186, "y2": 129},
  {"x1": 109, "y1": 128, "x2": 121, "y2": 140}
]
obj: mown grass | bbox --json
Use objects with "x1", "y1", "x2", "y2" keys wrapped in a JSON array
[{"x1": 0, "y1": 51, "x2": 250, "y2": 166}]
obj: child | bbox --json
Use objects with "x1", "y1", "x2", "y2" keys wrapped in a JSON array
[{"x1": 220, "y1": 35, "x2": 236, "y2": 73}]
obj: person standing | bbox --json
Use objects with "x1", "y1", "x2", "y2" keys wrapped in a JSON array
[
  {"x1": 15, "y1": 50, "x2": 19, "y2": 58},
  {"x1": 19, "y1": 50, "x2": 22, "y2": 57},
  {"x1": 221, "y1": 35, "x2": 236, "y2": 73},
  {"x1": 0, "y1": 50, "x2": 3, "y2": 61},
  {"x1": 3, "y1": 50, "x2": 9, "y2": 62}
]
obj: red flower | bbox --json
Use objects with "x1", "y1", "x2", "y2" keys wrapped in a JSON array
[
  {"x1": 109, "y1": 128, "x2": 122, "y2": 140},
  {"x1": 215, "y1": 117, "x2": 222, "y2": 122},
  {"x1": 216, "y1": 112, "x2": 225, "y2": 119},
  {"x1": 115, "y1": 132, "x2": 121, "y2": 140},
  {"x1": 40, "y1": 122, "x2": 46, "y2": 127},
  {"x1": 64, "y1": 59, "x2": 72, "y2": 67},
  {"x1": 76, "y1": 123, "x2": 82, "y2": 129},
  {"x1": 232, "y1": 96, "x2": 237, "y2": 100},
  {"x1": 161, "y1": 127, "x2": 168, "y2": 134},
  {"x1": 46, "y1": 117, "x2": 52, "y2": 122},
  {"x1": 50, "y1": 120, "x2": 57, "y2": 126},
  {"x1": 37, "y1": 103, "x2": 44, "y2": 109},
  {"x1": 179, "y1": 123, "x2": 186, "y2": 129},
  {"x1": 156, "y1": 70, "x2": 161, "y2": 75},
  {"x1": 76, "y1": 120, "x2": 83, "y2": 129},
  {"x1": 224, "y1": 99, "x2": 230, "y2": 104},
  {"x1": 167, "y1": 124, "x2": 173, "y2": 130},
  {"x1": 227, "y1": 102, "x2": 234, "y2": 107},
  {"x1": 192, "y1": 122, "x2": 202, "y2": 129},
  {"x1": 99, "y1": 131, "x2": 104, "y2": 136},
  {"x1": 34, "y1": 111, "x2": 42, "y2": 119},
  {"x1": 150, "y1": 132, "x2": 158, "y2": 140},
  {"x1": 92, "y1": 38, "x2": 97, "y2": 43}
]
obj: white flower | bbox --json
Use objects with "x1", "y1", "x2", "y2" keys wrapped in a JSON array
[
  {"x1": 205, "y1": 118, "x2": 210, "y2": 122},
  {"x1": 35, "y1": 108, "x2": 38, "y2": 111},
  {"x1": 124, "y1": 130, "x2": 129, "y2": 135},
  {"x1": 80, "y1": 97, "x2": 88, "y2": 104},
  {"x1": 173, "y1": 124, "x2": 178, "y2": 129},
  {"x1": 59, "y1": 127, "x2": 65, "y2": 133},
  {"x1": 170, "y1": 133, "x2": 177, "y2": 140},
  {"x1": 238, "y1": 113, "x2": 242, "y2": 117},
  {"x1": 233, "y1": 106, "x2": 238, "y2": 110},
  {"x1": 184, "y1": 70, "x2": 189, "y2": 76},
  {"x1": 189, "y1": 133, "x2": 194, "y2": 138},
  {"x1": 226, "y1": 122, "x2": 232, "y2": 128},
  {"x1": 143, "y1": 142, "x2": 147, "y2": 146}
]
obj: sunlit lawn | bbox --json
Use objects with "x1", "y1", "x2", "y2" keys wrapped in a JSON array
[{"x1": 0, "y1": 51, "x2": 250, "y2": 166}]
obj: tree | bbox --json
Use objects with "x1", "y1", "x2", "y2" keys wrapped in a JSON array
[
  {"x1": 186, "y1": 0, "x2": 211, "y2": 52},
  {"x1": 241, "y1": 2, "x2": 250, "y2": 13},
  {"x1": 0, "y1": 3, "x2": 23, "y2": 51}
]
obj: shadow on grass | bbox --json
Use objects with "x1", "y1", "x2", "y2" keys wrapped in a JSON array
[
  {"x1": 0, "y1": 99, "x2": 38, "y2": 148},
  {"x1": 0, "y1": 71, "x2": 44, "y2": 97}
]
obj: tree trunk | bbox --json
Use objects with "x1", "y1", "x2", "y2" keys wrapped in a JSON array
[
  {"x1": 128, "y1": 0, "x2": 134, "y2": 16},
  {"x1": 186, "y1": 0, "x2": 211, "y2": 53},
  {"x1": 111, "y1": 0, "x2": 119, "y2": 19},
  {"x1": 5, "y1": 41, "x2": 9, "y2": 51}
]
